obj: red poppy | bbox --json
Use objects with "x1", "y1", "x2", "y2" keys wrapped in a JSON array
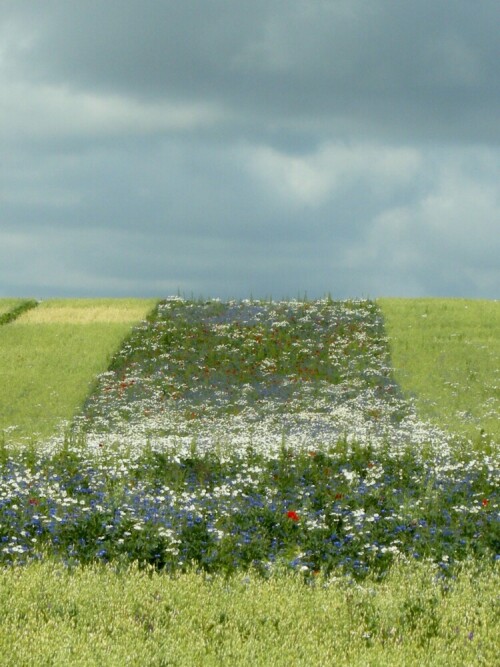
[
  {"x1": 482, "y1": 499, "x2": 489, "y2": 507},
  {"x1": 286, "y1": 510, "x2": 300, "y2": 522},
  {"x1": 28, "y1": 498, "x2": 39, "y2": 506}
]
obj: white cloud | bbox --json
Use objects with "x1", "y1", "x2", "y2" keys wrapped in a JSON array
[
  {"x1": 0, "y1": 78, "x2": 226, "y2": 141},
  {"x1": 356, "y1": 151, "x2": 500, "y2": 296},
  {"x1": 245, "y1": 143, "x2": 422, "y2": 207},
  {"x1": 419, "y1": 167, "x2": 499, "y2": 261}
]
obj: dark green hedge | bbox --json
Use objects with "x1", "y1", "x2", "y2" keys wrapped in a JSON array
[{"x1": 0, "y1": 299, "x2": 39, "y2": 326}]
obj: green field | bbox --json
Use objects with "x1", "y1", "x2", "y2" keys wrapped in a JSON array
[
  {"x1": 0, "y1": 299, "x2": 158, "y2": 441},
  {"x1": 379, "y1": 298, "x2": 499, "y2": 444},
  {"x1": 0, "y1": 297, "x2": 498, "y2": 665}
]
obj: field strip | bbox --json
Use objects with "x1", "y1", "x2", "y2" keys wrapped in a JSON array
[
  {"x1": 0, "y1": 298, "x2": 159, "y2": 441},
  {"x1": 14, "y1": 297, "x2": 154, "y2": 324},
  {"x1": 378, "y1": 297, "x2": 499, "y2": 443}
]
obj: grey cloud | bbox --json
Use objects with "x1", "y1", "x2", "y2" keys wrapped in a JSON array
[
  {"x1": 3, "y1": 1, "x2": 499, "y2": 145},
  {"x1": 2, "y1": 142, "x2": 498, "y2": 300},
  {"x1": 1, "y1": 1, "x2": 499, "y2": 301}
]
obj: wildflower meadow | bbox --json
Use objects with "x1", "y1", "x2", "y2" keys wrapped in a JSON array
[{"x1": 1, "y1": 298, "x2": 497, "y2": 578}]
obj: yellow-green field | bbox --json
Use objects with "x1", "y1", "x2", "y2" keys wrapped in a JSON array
[
  {"x1": 15, "y1": 298, "x2": 156, "y2": 324},
  {"x1": 0, "y1": 559, "x2": 497, "y2": 667}
]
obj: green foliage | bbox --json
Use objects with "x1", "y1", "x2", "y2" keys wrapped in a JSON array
[
  {"x1": 0, "y1": 299, "x2": 22, "y2": 318},
  {"x1": 4, "y1": 441, "x2": 496, "y2": 577}
]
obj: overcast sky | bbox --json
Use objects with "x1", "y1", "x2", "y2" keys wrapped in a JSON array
[{"x1": 1, "y1": 1, "x2": 499, "y2": 300}]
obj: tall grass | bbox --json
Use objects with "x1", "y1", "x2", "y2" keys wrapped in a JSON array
[
  {"x1": 379, "y1": 298, "x2": 499, "y2": 443},
  {"x1": 0, "y1": 559, "x2": 497, "y2": 666}
]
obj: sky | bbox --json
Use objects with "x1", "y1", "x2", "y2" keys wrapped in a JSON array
[{"x1": 1, "y1": 0, "x2": 499, "y2": 300}]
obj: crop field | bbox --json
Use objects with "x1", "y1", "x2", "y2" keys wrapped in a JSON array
[{"x1": 0, "y1": 296, "x2": 498, "y2": 665}]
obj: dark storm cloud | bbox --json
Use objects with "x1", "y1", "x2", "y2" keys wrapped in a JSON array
[{"x1": 4, "y1": 0, "x2": 500, "y2": 145}]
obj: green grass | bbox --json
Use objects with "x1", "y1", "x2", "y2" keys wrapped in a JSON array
[
  {"x1": 0, "y1": 559, "x2": 497, "y2": 666},
  {"x1": 379, "y1": 298, "x2": 499, "y2": 444},
  {"x1": 0, "y1": 299, "x2": 158, "y2": 442}
]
